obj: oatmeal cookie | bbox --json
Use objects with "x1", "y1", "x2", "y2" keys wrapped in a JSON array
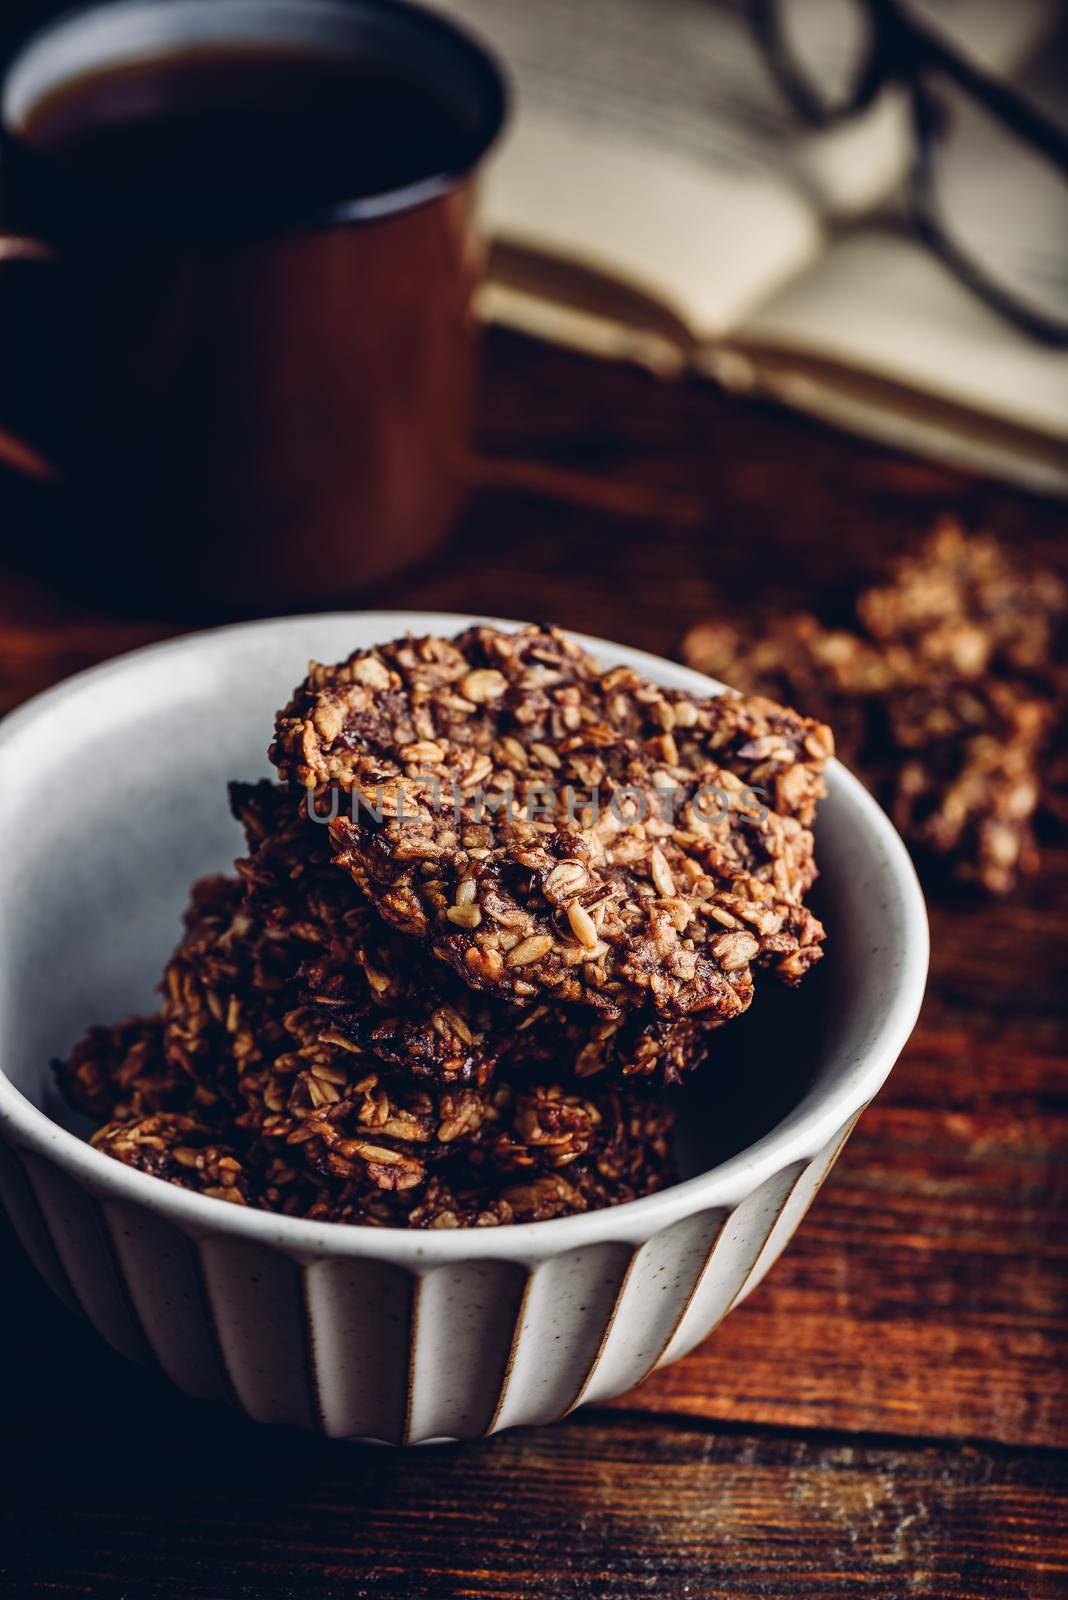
[
  {"x1": 233, "y1": 780, "x2": 720, "y2": 1086},
  {"x1": 56, "y1": 1016, "x2": 184, "y2": 1124},
  {"x1": 682, "y1": 520, "x2": 1065, "y2": 896},
  {"x1": 90, "y1": 1112, "x2": 255, "y2": 1205},
  {"x1": 679, "y1": 613, "x2": 894, "y2": 772},
  {"x1": 76, "y1": 1031, "x2": 676, "y2": 1224},
  {"x1": 292, "y1": 1085, "x2": 676, "y2": 1227},
  {"x1": 160, "y1": 873, "x2": 288, "y2": 1109},
  {"x1": 270, "y1": 626, "x2": 829, "y2": 1016},
  {"x1": 858, "y1": 517, "x2": 1066, "y2": 680},
  {"x1": 66, "y1": 858, "x2": 682, "y2": 1209},
  {"x1": 888, "y1": 678, "x2": 1048, "y2": 897}
]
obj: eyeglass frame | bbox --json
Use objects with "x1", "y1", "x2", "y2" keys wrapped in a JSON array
[{"x1": 745, "y1": 0, "x2": 1068, "y2": 346}]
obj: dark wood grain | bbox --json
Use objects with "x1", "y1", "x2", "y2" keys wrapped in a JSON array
[
  {"x1": 613, "y1": 1016, "x2": 1068, "y2": 1446},
  {"x1": 5, "y1": 1412, "x2": 1067, "y2": 1600},
  {"x1": 1, "y1": 328, "x2": 1066, "y2": 1597},
  {"x1": 1, "y1": 1250, "x2": 1065, "y2": 1600}
]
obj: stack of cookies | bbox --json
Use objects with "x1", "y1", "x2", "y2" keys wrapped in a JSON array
[{"x1": 60, "y1": 624, "x2": 833, "y2": 1227}]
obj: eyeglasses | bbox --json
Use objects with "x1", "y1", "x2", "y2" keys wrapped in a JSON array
[{"x1": 746, "y1": 0, "x2": 1068, "y2": 345}]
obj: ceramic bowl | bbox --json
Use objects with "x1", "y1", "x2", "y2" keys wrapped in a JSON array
[{"x1": 0, "y1": 613, "x2": 928, "y2": 1443}]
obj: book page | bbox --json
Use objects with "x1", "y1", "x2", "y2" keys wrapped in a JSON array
[
  {"x1": 721, "y1": 227, "x2": 1068, "y2": 491},
  {"x1": 446, "y1": 0, "x2": 823, "y2": 334},
  {"x1": 734, "y1": 227, "x2": 1068, "y2": 439},
  {"x1": 438, "y1": 0, "x2": 1055, "y2": 334},
  {"x1": 474, "y1": 115, "x2": 820, "y2": 337},
  {"x1": 702, "y1": 338, "x2": 1068, "y2": 496}
]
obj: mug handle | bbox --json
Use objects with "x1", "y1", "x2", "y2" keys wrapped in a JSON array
[{"x1": 0, "y1": 235, "x2": 61, "y2": 482}]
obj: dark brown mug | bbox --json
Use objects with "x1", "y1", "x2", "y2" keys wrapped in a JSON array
[{"x1": 0, "y1": 0, "x2": 505, "y2": 608}]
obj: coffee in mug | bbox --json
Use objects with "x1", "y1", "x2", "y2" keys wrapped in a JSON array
[{"x1": 0, "y1": 0, "x2": 506, "y2": 607}]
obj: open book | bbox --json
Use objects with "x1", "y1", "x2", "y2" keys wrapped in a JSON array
[{"x1": 438, "y1": 0, "x2": 1068, "y2": 495}]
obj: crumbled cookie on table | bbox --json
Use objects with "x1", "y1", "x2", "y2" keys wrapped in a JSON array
[{"x1": 682, "y1": 518, "x2": 1065, "y2": 896}]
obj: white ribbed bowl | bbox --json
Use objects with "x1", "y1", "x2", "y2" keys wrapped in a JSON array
[{"x1": 0, "y1": 613, "x2": 928, "y2": 1443}]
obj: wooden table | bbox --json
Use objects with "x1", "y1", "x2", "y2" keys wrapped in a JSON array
[{"x1": 1, "y1": 331, "x2": 1065, "y2": 1599}]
